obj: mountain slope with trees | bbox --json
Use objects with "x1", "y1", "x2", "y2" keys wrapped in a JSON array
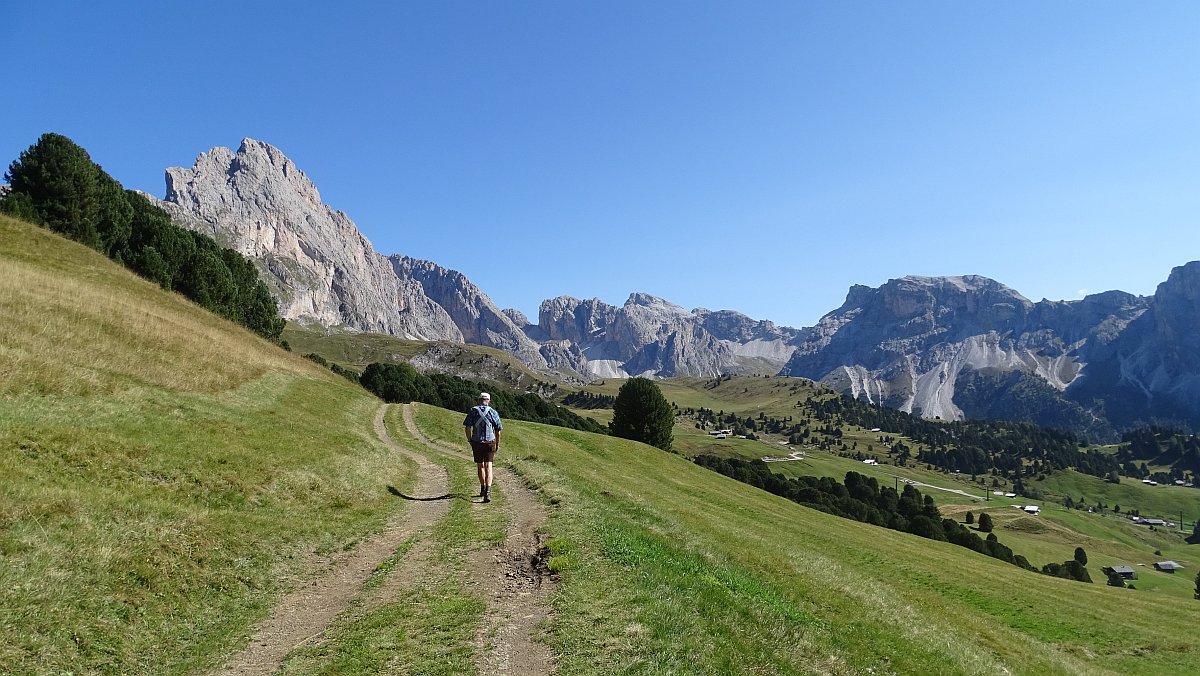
[{"x1": 1, "y1": 133, "x2": 283, "y2": 340}]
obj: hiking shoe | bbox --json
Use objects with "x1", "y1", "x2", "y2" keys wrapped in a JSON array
[{"x1": 481, "y1": 486, "x2": 490, "y2": 503}]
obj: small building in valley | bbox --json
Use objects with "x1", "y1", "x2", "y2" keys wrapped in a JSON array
[
  {"x1": 1101, "y1": 565, "x2": 1138, "y2": 580},
  {"x1": 1153, "y1": 560, "x2": 1185, "y2": 573}
]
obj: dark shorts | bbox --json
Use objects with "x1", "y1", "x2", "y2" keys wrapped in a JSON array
[{"x1": 471, "y1": 440, "x2": 497, "y2": 463}]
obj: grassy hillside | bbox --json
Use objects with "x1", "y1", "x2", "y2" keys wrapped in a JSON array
[
  {"x1": 6, "y1": 214, "x2": 1199, "y2": 674},
  {"x1": 567, "y1": 376, "x2": 1197, "y2": 597},
  {"x1": 281, "y1": 323, "x2": 555, "y2": 389},
  {"x1": 1035, "y1": 469, "x2": 1198, "y2": 521},
  {"x1": 0, "y1": 215, "x2": 411, "y2": 672},
  {"x1": 582, "y1": 374, "x2": 825, "y2": 418},
  {"x1": 411, "y1": 404, "x2": 1200, "y2": 674}
]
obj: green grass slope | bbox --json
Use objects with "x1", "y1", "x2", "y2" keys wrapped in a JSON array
[
  {"x1": 0, "y1": 215, "x2": 412, "y2": 673},
  {"x1": 6, "y1": 214, "x2": 1199, "y2": 674},
  {"x1": 281, "y1": 323, "x2": 554, "y2": 389},
  {"x1": 1036, "y1": 469, "x2": 1198, "y2": 522},
  {"x1": 411, "y1": 404, "x2": 1199, "y2": 675}
]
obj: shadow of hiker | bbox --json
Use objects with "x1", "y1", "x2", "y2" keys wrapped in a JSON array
[{"x1": 386, "y1": 485, "x2": 460, "y2": 501}]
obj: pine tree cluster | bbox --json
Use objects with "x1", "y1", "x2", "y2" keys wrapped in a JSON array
[{"x1": 2, "y1": 133, "x2": 284, "y2": 341}]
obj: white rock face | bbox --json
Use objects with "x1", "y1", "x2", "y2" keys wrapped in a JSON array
[{"x1": 152, "y1": 139, "x2": 548, "y2": 367}]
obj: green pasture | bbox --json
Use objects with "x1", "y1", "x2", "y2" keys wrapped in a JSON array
[
  {"x1": 6, "y1": 213, "x2": 1199, "y2": 674},
  {"x1": 1034, "y1": 469, "x2": 1199, "y2": 524},
  {"x1": 412, "y1": 403, "x2": 1200, "y2": 674},
  {"x1": 0, "y1": 216, "x2": 411, "y2": 673}
]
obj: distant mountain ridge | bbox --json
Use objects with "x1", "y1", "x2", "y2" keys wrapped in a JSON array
[
  {"x1": 525, "y1": 293, "x2": 803, "y2": 379},
  {"x1": 149, "y1": 138, "x2": 1200, "y2": 435},
  {"x1": 778, "y1": 265, "x2": 1200, "y2": 435},
  {"x1": 149, "y1": 138, "x2": 806, "y2": 382},
  {"x1": 779, "y1": 276, "x2": 1149, "y2": 423}
]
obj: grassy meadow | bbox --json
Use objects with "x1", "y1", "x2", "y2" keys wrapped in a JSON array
[
  {"x1": 566, "y1": 375, "x2": 1197, "y2": 596},
  {"x1": 0, "y1": 215, "x2": 414, "y2": 673},
  {"x1": 411, "y1": 403, "x2": 1200, "y2": 674},
  {"x1": 5, "y1": 212, "x2": 1200, "y2": 674},
  {"x1": 281, "y1": 323, "x2": 549, "y2": 388}
]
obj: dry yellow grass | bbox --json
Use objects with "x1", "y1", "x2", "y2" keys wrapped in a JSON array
[{"x1": 0, "y1": 215, "x2": 325, "y2": 396}]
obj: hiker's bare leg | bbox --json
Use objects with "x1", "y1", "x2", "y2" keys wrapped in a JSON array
[{"x1": 483, "y1": 461, "x2": 493, "y2": 487}]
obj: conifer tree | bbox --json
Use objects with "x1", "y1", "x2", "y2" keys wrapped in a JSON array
[
  {"x1": 610, "y1": 377, "x2": 674, "y2": 451},
  {"x1": 978, "y1": 512, "x2": 994, "y2": 533},
  {"x1": 5, "y1": 132, "x2": 105, "y2": 248}
]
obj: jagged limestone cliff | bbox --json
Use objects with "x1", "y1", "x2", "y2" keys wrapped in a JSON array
[
  {"x1": 147, "y1": 138, "x2": 1200, "y2": 432},
  {"x1": 150, "y1": 138, "x2": 550, "y2": 370}
]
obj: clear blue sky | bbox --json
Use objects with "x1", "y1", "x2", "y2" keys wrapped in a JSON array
[{"x1": 5, "y1": 2, "x2": 1199, "y2": 328}]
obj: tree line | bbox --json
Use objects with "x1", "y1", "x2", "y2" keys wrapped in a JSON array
[
  {"x1": 1117, "y1": 426, "x2": 1200, "y2": 484},
  {"x1": 803, "y1": 395, "x2": 1121, "y2": 479},
  {"x1": 560, "y1": 391, "x2": 616, "y2": 409},
  {"x1": 691, "y1": 456, "x2": 1074, "y2": 577},
  {"x1": 1, "y1": 133, "x2": 284, "y2": 341},
  {"x1": 358, "y1": 361, "x2": 607, "y2": 434}
]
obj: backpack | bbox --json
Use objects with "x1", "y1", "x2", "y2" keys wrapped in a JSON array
[{"x1": 468, "y1": 405, "x2": 495, "y2": 442}]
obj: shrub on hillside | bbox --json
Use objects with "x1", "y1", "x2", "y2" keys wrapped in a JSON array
[
  {"x1": 1042, "y1": 560, "x2": 1092, "y2": 583},
  {"x1": 978, "y1": 512, "x2": 994, "y2": 533}
]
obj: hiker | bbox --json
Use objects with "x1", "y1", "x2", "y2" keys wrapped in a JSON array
[{"x1": 464, "y1": 392, "x2": 503, "y2": 502}]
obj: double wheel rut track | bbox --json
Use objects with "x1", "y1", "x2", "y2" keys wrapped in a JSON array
[{"x1": 216, "y1": 403, "x2": 553, "y2": 675}]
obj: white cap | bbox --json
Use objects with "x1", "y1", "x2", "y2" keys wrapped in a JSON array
[{"x1": 479, "y1": 392, "x2": 491, "y2": 400}]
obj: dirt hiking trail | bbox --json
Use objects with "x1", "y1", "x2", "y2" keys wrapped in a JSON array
[
  {"x1": 218, "y1": 404, "x2": 449, "y2": 675},
  {"x1": 217, "y1": 403, "x2": 555, "y2": 675},
  {"x1": 401, "y1": 403, "x2": 556, "y2": 675}
]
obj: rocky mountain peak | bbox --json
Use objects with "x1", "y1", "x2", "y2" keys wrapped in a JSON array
[
  {"x1": 625, "y1": 292, "x2": 687, "y2": 312},
  {"x1": 163, "y1": 139, "x2": 327, "y2": 230},
  {"x1": 152, "y1": 138, "x2": 549, "y2": 372},
  {"x1": 783, "y1": 272, "x2": 1149, "y2": 426}
]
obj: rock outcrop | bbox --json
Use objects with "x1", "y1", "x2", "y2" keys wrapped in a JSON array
[
  {"x1": 1068, "y1": 261, "x2": 1200, "y2": 428},
  {"x1": 151, "y1": 138, "x2": 549, "y2": 369},
  {"x1": 147, "y1": 138, "x2": 1200, "y2": 433}
]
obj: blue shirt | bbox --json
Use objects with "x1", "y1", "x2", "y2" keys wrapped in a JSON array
[{"x1": 464, "y1": 404, "x2": 503, "y2": 442}]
